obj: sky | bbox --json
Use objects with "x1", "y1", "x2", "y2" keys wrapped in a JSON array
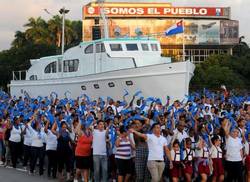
[{"x1": 0, "y1": 0, "x2": 249, "y2": 51}]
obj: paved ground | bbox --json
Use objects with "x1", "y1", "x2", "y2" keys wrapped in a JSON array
[{"x1": 0, "y1": 166, "x2": 57, "y2": 182}]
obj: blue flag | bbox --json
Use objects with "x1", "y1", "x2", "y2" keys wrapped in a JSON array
[
  {"x1": 134, "y1": 91, "x2": 142, "y2": 97},
  {"x1": 123, "y1": 89, "x2": 129, "y2": 97}
]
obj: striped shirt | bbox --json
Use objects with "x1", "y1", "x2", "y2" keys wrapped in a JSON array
[{"x1": 115, "y1": 137, "x2": 131, "y2": 160}]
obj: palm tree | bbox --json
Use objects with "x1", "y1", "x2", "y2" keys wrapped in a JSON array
[
  {"x1": 11, "y1": 31, "x2": 28, "y2": 48},
  {"x1": 24, "y1": 17, "x2": 50, "y2": 45},
  {"x1": 47, "y1": 15, "x2": 62, "y2": 47}
]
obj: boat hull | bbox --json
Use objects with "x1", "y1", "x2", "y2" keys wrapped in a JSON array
[{"x1": 10, "y1": 61, "x2": 195, "y2": 102}]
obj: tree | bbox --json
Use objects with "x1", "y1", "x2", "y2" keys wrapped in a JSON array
[
  {"x1": 0, "y1": 16, "x2": 83, "y2": 90},
  {"x1": 11, "y1": 31, "x2": 29, "y2": 48},
  {"x1": 24, "y1": 17, "x2": 50, "y2": 45},
  {"x1": 190, "y1": 51, "x2": 250, "y2": 91},
  {"x1": 47, "y1": 15, "x2": 62, "y2": 48}
]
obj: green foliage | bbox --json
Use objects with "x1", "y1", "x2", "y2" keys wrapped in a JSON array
[
  {"x1": 0, "y1": 16, "x2": 82, "y2": 90},
  {"x1": 190, "y1": 46, "x2": 250, "y2": 90}
]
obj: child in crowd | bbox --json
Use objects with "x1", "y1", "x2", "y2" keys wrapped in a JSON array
[
  {"x1": 170, "y1": 139, "x2": 182, "y2": 182},
  {"x1": 182, "y1": 138, "x2": 195, "y2": 182},
  {"x1": 196, "y1": 137, "x2": 210, "y2": 182},
  {"x1": 210, "y1": 134, "x2": 224, "y2": 182}
]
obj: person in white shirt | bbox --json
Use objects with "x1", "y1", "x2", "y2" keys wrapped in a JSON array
[
  {"x1": 44, "y1": 120, "x2": 58, "y2": 179},
  {"x1": 8, "y1": 117, "x2": 23, "y2": 168},
  {"x1": 22, "y1": 119, "x2": 32, "y2": 169},
  {"x1": 173, "y1": 121, "x2": 188, "y2": 143},
  {"x1": 169, "y1": 139, "x2": 182, "y2": 182},
  {"x1": 195, "y1": 137, "x2": 210, "y2": 182},
  {"x1": 105, "y1": 98, "x2": 117, "y2": 116},
  {"x1": 93, "y1": 120, "x2": 109, "y2": 182},
  {"x1": 130, "y1": 123, "x2": 172, "y2": 182},
  {"x1": 204, "y1": 98, "x2": 212, "y2": 113},
  {"x1": 182, "y1": 138, "x2": 195, "y2": 182},
  {"x1": 26, "y1": 118, "x2": 45, "y2": 176},
  {"x1": 210, "y1": 135, "x2": 224, "y2": 182},
  {"x1": 223, "y1": 118, "x2": 243, "y2": 182}
]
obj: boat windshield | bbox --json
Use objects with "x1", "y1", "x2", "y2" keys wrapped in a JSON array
[
  {"x1": 96, "y1": 43, "x2": 105, "y2": 53},
  {"x1": 126, "y1": 44, "x2": 138, "y2": 51},
  {"x1": 110, "y1": 44, "x2": 123, "y2": 51}
]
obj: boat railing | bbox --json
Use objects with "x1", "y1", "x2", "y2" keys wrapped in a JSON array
[{"x1": 12, "y1": 70, "x2": 27, "y2": 81}]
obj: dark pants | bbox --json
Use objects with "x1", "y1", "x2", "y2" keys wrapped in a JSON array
[
  {"x1": 30, "y1": 146, "x2": 44, "y2": 175},
  {"x1": 47, "y1": 150, "x2": 57, "y2": 178},
  {"x1": 225, "y1": 160, "x2": 243, "y2": 182},
  {"x1": 9, "y1": 141, "x2": 22, "y2": 168},
  {"x1": 135, "y1": 145, "x2": 150, "y2": 182},
  {"x1": 0, "y1": 140, "x2": 6, "y2": 161},
  {"x1": 57, "y1": 150, "x2": 71, "y2": 173},
  {"x1": 23, "y1": 144, "x2": 31, "y2": 167}
]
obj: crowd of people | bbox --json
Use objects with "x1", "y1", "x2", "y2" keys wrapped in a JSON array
[{"x1": 0, "y1": 89, "x2": 249, "y2": 182}]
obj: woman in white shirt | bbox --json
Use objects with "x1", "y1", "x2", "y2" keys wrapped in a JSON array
[
  {"x1": 223, "y1": 118, "x2": 243, "y2": 182},
  {"x1": 44, "y1": 119, "x2": 58, "y2": 179},
  {"x1": 22, "y1": 119, "x2": 32, "y2": 169},
  {"x1": 26, "y1": 118, "x2": 45, "y2": 176},
  {"x1": 8, "y1": 117, "x2": 23, "y2": 168}
]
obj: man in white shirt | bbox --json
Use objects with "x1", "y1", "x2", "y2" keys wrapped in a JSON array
[
  {"x1": 93, "y1": 120, "x2": 109, "y2": 182},
  {"x1": 130, "y1": 123, "x2": 172, "y2": 182},
  {"x1": 173, "y1": 121, "x2": 188, "y2": 143}
]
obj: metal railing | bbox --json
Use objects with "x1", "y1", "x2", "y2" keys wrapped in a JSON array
[{"x1": 12, "y1": 70, "x2": 27, "y2": 81}]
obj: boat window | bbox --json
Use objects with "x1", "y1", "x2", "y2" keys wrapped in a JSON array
[
  {"x1": 141, "y1": 43, "x2": 149, "y2": 51},
  {"x1": 96, "y1": 43, "x2": 106, "y2": 53},
  {"x1": 151, "y1": 44, "x2": 159, "y2": 51},
  {"x1": 108, "y1": 82, "x2": 115, "y2": 88},
  {"x1": 81, "y1": 85, "x2": 86, "y2": 90},
  {"x1": 85, "y1": 44, "x2": 93, "y2": 54},
  {"x1": 44, "y1": 61, "x2": 57, "y2": 74},
  {"x1": 94, "y1": 84, "x2": 100, "y2": 89},
  {"x1": 126, "y1": 80, "x2": 133, "y2": 86},
  {"x1": 110, "y1": 44, "x2": 122, "y2": 51},
  {"x1": 126, "y1": 44, "x2": 138, "y2": 51},
  {"x1": 29, "y1": 75, "x2": 37, "y2": 80},
  {"x1": 63, "y1": 59, "x2": 79, "y2": 72}
]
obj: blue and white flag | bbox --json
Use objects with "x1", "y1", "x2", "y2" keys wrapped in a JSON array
[{"x1": 165, "y1": 20, "x2": 184, "y2": 36}]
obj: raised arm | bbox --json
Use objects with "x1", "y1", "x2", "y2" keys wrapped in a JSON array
[
  {"x1": 241, "y1": 127, "x2": 246, "y2": 144},
  {"x1": 222, "y1": 119, "x2": 231, "y2": 138},
  {"x1": 129, "y1": 96, "x2": 135, "y2": 108},
  {"x1": 51, "y1": 121, "x2": 58, "y2": 135},
  {"x1": 44, "y1": 119, "x2": 50, "y2": 133},
  {"x1": 147, "y1": 101, "x2": 156, "y2": 119},
  {"x1": 129, "y1": 128, "x2": 147, "y2": 141}
]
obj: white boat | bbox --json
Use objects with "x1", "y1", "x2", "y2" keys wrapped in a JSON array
[
  {"x1": 10, "y1": 1, "x2": 195, "y2": 102},
  {"x1": 10, "y1": 37, "x2": 195, "y2": 101}
]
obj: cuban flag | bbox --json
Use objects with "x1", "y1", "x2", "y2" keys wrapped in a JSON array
[{"x1": 165, "y1": 20, "x2": 184, "y2": 36}]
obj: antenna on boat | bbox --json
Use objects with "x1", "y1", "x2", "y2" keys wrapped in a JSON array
[
  {"x1": 59, "y1": 7, "x2": 70, "y2": 54},
  {"x1": 97, "y1": 0, "x2": 109, "y2": 39}
]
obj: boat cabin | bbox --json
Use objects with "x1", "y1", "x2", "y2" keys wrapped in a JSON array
[{"x1": 25, "y1": 38, "x2": 171, "y2": 80}]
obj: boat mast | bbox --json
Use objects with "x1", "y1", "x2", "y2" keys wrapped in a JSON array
[{"x1": 97, "y1": 0, "x2": 109, "y2": 39}]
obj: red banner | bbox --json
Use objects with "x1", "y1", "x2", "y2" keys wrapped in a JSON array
[{"x1": 83, "y1": 6, "x2": 228, "y2": 18}]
